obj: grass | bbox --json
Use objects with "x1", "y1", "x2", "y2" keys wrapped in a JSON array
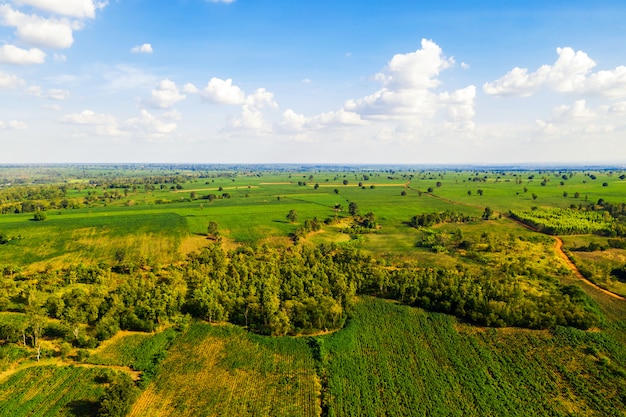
[{"x1": 130, "y1": 323, "x2": 319, "y2": 417}]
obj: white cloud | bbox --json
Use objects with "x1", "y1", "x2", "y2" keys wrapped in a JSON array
[
  {"x1": 0, "y1": 120, "x2": 27, "y2": 130},
  {"x1": 125, "y1": 110, "x2": 177, "y2": 135},
  {"x1": 0, "y1": 44, "x2": 46, "y2": 65},
  {"x1": 188, "y1": 78, "x2": 277, "y2": 109},
  {"x1": 60, "y1": 109, "x2": 123, "y2": 136},
  {"x1": 341, "y1": 39, "x2": 475, "y2": 133},
  {"x1": 182, "y1": 83, "x2": 199, "y2": 94},
  {"x1": 374, "y1": 39, "x2": 454, "y2": 90},
  {"x1": 197, "y1": 78, "x2": 246, "y2": 105},
  {"x1": 245, "y1": 87, "x2": 277, "y2": 108},
  {"x1": 0, "y1": 71, "x2": 25, "y2": 89},
  {"x1": 60, "y1": 109, "x2": 116, "y2": 125},
  {"x1": 47, "y1": 88, "x2": 71, "y2": 100},
  {"x1": 54, "y1": 53, "x2": 67, "y2": 62},
  {"x1": 0, "y1": 5, "x2": 76, "y2": 49},
  {"x1": 131, "y1": 43, "x2": 153, "y2": 54},
  {"x1": 484, "y1": 47, "x2": 626, "y2": 98},
  {"x1": 143, "y1": 79, "x2": 186, "y2": 109},
  {"x1": 225, "y1": 105, "x2": 270, "y2": 132},
  {"x1": 15, "y1": 0, "x2": 107, "y2": 19}
]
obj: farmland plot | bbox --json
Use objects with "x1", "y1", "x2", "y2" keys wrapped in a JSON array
[{"x1": 130, "y1": 323, "x2": 320, "y2": 417}]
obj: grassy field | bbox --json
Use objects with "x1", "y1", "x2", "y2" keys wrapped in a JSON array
[{"x1": 129, "y1": 323, "x2": 319, "y2": 417}]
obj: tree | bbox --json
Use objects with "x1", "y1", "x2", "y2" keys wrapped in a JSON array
[
  {"x1": 33, "y1": 211, "x2": 46, "y2": 221},
  {"x1": 477, "y1": 189, "x2": 484, "y2": 196},
  {"x1": 482, "y1": 207, "x2": 493, "y2": 220},
  {"x1": 348, "y1": 201, "x2": 359, "y2": 216},
  {"x1": 342, "y1": 179, "x2": 349, "y2": 185},
  {"x1": 287, "y1": 209, "x2": 298, "y2": 223},
  {"x1": 98, "y1": 373, "x2": 139, "y2": 417},
  {"x1": 207, "y1": 221, "x2": 220, "y2": 239}
]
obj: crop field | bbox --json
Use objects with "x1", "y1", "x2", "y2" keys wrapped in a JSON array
[
  {"x1": 130, "y1": 323, "x2": 319, "y2": 417},
  {"x1": 318, "y1": 297, "x2": 626, "y2": 417},
  {"x1": 0, "y1": 365, "x2": 115, "y2": 417}
]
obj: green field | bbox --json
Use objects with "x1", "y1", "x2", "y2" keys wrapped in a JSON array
[{"x1": 1, "y1": 165, "x2": 625, "y2": 416}]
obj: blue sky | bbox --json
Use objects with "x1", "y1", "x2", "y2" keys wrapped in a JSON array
[{"x1": 1, "y1": 0, "x2": 626, "y2": 164}]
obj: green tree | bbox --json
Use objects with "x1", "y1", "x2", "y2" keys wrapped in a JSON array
[
  {"x1": 348, "y1": 201, "x2": 359, "y2": 216},
  {"x1": 207, "y1": 221, "x2": 220, "y2": 239},
  {"x1": 98, "y1": 373, "x2": 139, "y2": 417},
  {"x1": 33, "y1": 211, "x2": 46, "y2": 221},
  {"x1": 287, "y1": 209, "x2": 298, "y2": 223},
  {"x1": 482, "y1": 207, "x2": 493, "y2": 220}
]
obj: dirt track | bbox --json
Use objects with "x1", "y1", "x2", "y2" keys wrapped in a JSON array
[{"x1": 507, "y1": 216, "x2": 625, "y2": 301}]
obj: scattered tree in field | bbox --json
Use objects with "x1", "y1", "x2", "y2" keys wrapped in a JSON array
[
  {"x1": 401, "y1": 190, "x2": 407, "y2": 196},
  {"x1": 207, "y1": 221, "x2": 220, "y2": 239},
  {"x1": 482, "y1": 207, "x2": 493, "y2": 220},
  {"x1": 477, "y1": 189, "x2": 483, "y2": 196},
  {"x1": 348, "y1": 201, "x2": 359, "y2": 216},
  {"x1": 532, "y1": 193, "x2": 538, "y2": 200},
  {"x1": 342, "y1": 179, "x2": 349, "y2": 185},
  {"x1": 287, "y1": 209, "x2": 298, "y2": 223},
  {"x1": 33, "y1": 211, "x2": 46, "y2": 221}
]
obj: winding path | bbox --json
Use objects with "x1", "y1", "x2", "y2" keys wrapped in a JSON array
[{"x1": 407, "y1": 183, "x2": 626, "y2": 302}]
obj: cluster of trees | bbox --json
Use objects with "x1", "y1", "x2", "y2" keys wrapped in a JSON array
[
  {"x1": 409, "y1": 211, "x2": 477, "y2": 228},
  {"x1": 0, "y1": 238, "x2": 601, "y2": 350}
]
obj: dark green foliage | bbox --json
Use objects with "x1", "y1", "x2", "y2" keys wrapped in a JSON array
[
  {"x1": 410, "y1": 210, "x2": 476, "y2": 228},
  {"x1": 32, "y1": 211, "x2": 46, "y2": 221},
  {"x1": 98, "y1": 373, "x2": 139, "y2": 417}
]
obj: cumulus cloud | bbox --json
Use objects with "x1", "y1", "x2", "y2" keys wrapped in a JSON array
[
  {"x1": 0, "y1": 71, "x2": 25, "y2": 89},
  {"x1": 535, "y1": 99, "x2": 623, "y2": 138},
  {"x1": 187, "y1": 78, "x2": 277, "y2": 108},
  {"x1": 484, "y1": 47, "x2": 626, "y2": 98},
  {"x1": 0, "y1": 5, "x2": 76, "y2": 49},
  {"x1": 125, "y1": 109, "x2": 177, "y2": 135},
  {"x1": 131, "y1": 43, "x2": 153, "y2": 54},
  {"x1": 195, "y1": 78, "x2": 246, "y2": 105},
  {"x1": 340, "y1": 39, "x2": 475, "y2": 131},
  {"x1": 374, "y1": 39, "x2": 454, "y2": 90},
  {"x1": 0, "y1": 44, "x2": 46, "y2": 65},
  {"x1": 143, "y1": 79, "x2": 186, "y2": 109},
  {"x1": 225, "y1": 105, "x2": 270, "y2": 132},
  {"x1": 59, "y1": 109, "x2": 123, "y2": 136},
  {"x1": 15, "y1": 0, "x2": 107, "y2": 19}
]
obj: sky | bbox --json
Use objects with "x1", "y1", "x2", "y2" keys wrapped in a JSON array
[{"x1": 1, "y1": 0, "x2": 626, "y2": 165}]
